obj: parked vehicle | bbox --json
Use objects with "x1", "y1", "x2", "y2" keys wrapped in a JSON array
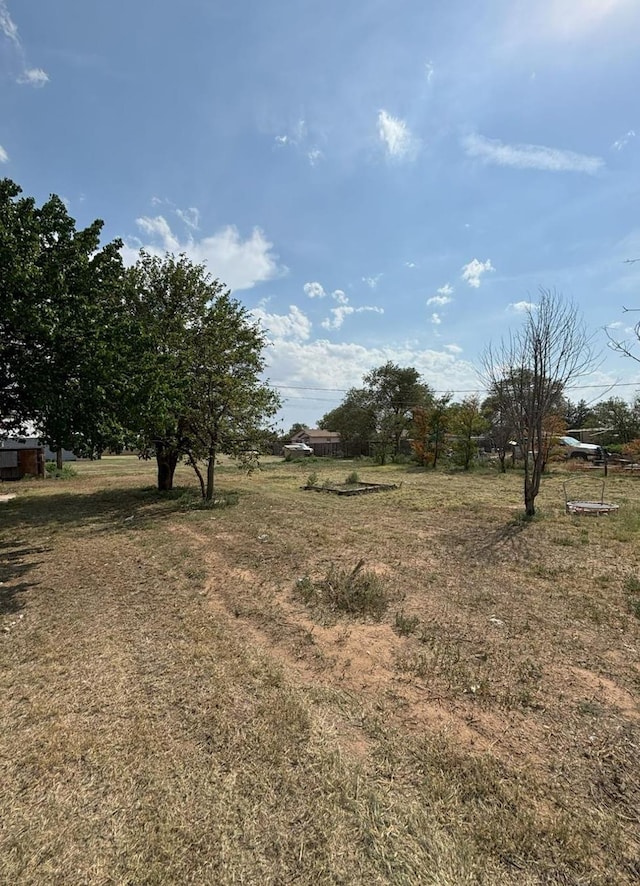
[
  {"x1": 558, "y1": 435, "x2": 603, "y2": 461},
  {"x1": 283, "y1": 442, "x2": 313, "y2": 458}
]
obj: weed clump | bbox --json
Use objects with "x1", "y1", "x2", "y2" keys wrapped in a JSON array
[
  {"x1": 295, "y1": 559, "x2": 390, "y2": 620},
  {"x1": 394, "y1": 610, "x2": 420, "y2": 636},
  {"x1": 45, "y1": 462, "x2": 78, "y2": 479},
  {"x1": 344, "y1": 470, "x2": 360, "y2": 486}
]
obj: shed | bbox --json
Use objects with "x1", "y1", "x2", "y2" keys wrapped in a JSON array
[{"x1": 0, "y1": 441, "x2": 45, "y2": 480}]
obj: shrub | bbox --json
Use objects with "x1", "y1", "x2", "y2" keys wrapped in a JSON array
[
  {"x1": 306, "y1": 471, "x2": 318, "y2": 487},
  {"x1": 295, "y1": 559, "x2": 390, "y2": 620},
  {"x1": 344, "y1": 470, "x2": 360, "y2": 486},
  {"x1": 394, "y1": 610, "x2": 420, "y2": 636},
  {"x1": 45, "y1": 462, "x2": 78, "y2": 479}
]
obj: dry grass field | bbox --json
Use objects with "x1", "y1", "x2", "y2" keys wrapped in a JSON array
[{"x1": 1, "y1": 455, "x2": 639, "y2": 885}]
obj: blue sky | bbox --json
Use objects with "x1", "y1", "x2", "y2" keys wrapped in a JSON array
[{"x1": 3, "y1": 0, "x2": 640, "y2": 430}]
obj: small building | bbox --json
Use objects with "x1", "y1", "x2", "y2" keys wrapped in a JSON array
[
  {"x1": 291, "y1": 428, "x2": 342, "y2": 457},
  {"x1": 1, "y1": 437, "x2": 77, "y2": 463},
  {"x1": 0, "y1": 440, "x2": 45, "y2": 480}
]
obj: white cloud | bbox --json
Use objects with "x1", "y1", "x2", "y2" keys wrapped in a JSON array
[
  {"x1": 377, "y1": 110, "x2": 418, "y2": 161},
  {"x1": 607, "y1": 320, "x2": 624, "y2": 329},
  {"x1": 321, "y1": 305, "x2": 355, "y2": 330},
  {"x1": 1, "y1": 3, "x2": 49, "y2": 86},
  {"x1": 125, "y1": 214, "x2": 282, "y2": 292},
  {"x1": 307, "y1": 148, "x2": 323, "y2": 165},
  {"x1": 425, "y1": 60, "x2": 434, "y2": 84},
  {"x1": 0, "y1": 1, "x2": 19, "y2": 45},
  {"x1": 176, "y1": 207, "x2": 200, "y2": 230},
  {"x1": 362, "y1": 274, "x2": 382, "y2": 289},
  {"x1": 509, "y1": 300, "x2": 537, "y2": 313},
  {"x1": 321, "y1": 304, "x2": 384, "y2": 331},
  {"x1": 252, "y1": 303, "x2": 311, "y2": 342},
  {"x1": 303, "y1": 281, "x2": 326, "y2": 299},
  {"x1": 431, "y1": 312, "x2": 442, "y2": 325},
  {"x1": 17, "y1": 67, "x2": 48, "y2": 87},
  {"x1": 266, "y1": 339, "x2": 479, "y2": 426},
  {"x1": 445, "y1": 344, "x2": 463, "y2": 354},
  {"x1": 0, "y1": 145, "x2": 8, "y2": 163},
  {"x1": 332, "y1": 289, "x2": 349, "y2": 305},
  {"x1": 612, "y1": 130, "x2": 636, "y2": 151},
  {"x1": 463, "y1": 133, "x2": 604, "y2": 175},
  {"x1": 461, "y1": 258, "x2": 495, "y2": 288},
  {"x1": 405, "y1": 261, "x2": 417, "y2": 269},
  {"x1": 428, "y1": 282, "x2": 454, "y2": 305}
]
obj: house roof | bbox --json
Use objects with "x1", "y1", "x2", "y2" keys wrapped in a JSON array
[{"x1": 293, "y1": 428, "x2": 341, "y2": 440}]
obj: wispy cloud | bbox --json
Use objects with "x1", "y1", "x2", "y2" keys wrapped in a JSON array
[
  {"x1": 275, "y1": 118, "x2": 322, "y2": 166},
  {"x1": 430, "y1": 312, "x2": 442, "y2": 325},
  {"x1": 428, "y1": 283, "x2": 454, "y2": 305},
  {"x1": 509, "y1": 300, "x2": 537, "y2": 313},
  {"x1": 0, "y1": 1, "x2": 49, "y2": 87},
  {"x1": 321, "y1": 304, "x2": 384, "y2": 331},
  {"x1": 175, "y1": 207, "x2": 200, "y2": 230},
  {"x1": 124, "y1": 214, "x2": 282, "y2": 292},
  {"x1": 445, "y1": 344, "x2": 463, "y2": 354},
  {"x1": 378, "y1": 110, "x2": 418, "y2": 161},
  {"x1": 362, "y1": 274, "x2": 382, "y2": 289},
  {"x1": 0, "y1": 1, "x2": 18, "y2": 45},
  {"x1": 0, "y1": 145, "x2": 8, "y2": 163},
  {"x1": 425, "y1": 60, "x2": 434, "y2": 84},
  {"x1": 461, "y1": 258, "x2": 494, "y2": 288},
  {"x1": 612, "y1": 130, "x2": 636, "y2": 151},
  {"x1": 463, "y1": 133, "x2": 604, "y2": 175},
  {"x1": 17, "y1": 67, "x2": 48, "y2": 87}
]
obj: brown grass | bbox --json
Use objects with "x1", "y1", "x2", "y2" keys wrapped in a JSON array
[{"x1": 1, "y1": 456, "x2": 639, "y2": 884}]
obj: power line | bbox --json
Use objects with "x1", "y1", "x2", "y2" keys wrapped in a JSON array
[{"x1": 274, "y1": 380, "x2": 640, "y2": 397}]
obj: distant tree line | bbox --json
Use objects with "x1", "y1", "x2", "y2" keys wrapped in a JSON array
[{"x1": 0, "y1": 179, "x2": 280, "y2": 499}]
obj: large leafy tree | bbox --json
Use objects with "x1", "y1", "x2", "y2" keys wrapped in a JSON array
[
  {"x1": 483, "y1": 289, "x2": 596, "y2": 516},
  {"x1": 362, "y1": 362, "x2": 433, "y2": 463},
  {"x1": 125, "y1": 252, "x2": 279, "y2": 494},
  {"x1": 319, "y1": 388, "x2": 376, "y2": 454},
  {"x1": 589, "y1": 397, "x2": 640, "y2": 445},
  {"x1": 0, "y1": 179, "x2": 127, "y2": 463}
]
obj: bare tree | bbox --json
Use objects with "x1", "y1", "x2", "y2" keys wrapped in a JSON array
[
  {"x1": 606, "y1": 306, "x2": 640, "y2": 363},
  {"x1": 482, "y1": 289, "x2": 597, "y2": 516}
]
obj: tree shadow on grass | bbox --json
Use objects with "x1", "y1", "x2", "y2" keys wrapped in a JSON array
[
  {"x1": 0, "y1": 485, "x2": 206, "y2": 537},
  {"x1": 0, "y1": 540, "x2": 45, "y2": 615},
  {"x1": 443, "y1": 514, "x2": 534, "y2": 564}
]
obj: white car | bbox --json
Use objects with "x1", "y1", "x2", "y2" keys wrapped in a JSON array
[{"x1": 283, "y1": 442, "x2": 313, "y2": 457}]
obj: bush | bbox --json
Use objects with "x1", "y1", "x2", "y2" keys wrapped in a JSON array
[
  {"x1": 295, "y1": 559, "x2": 390, "y2": 620},
  {"x1": 45, "y1": 462, "x2": 78, "y2": 479},
  {"x1": 306, "y1": 471, "x2": 318, "y2": 487},
  {"x1": 344, "y1": 470, "x2": 360, "y2": 486}
]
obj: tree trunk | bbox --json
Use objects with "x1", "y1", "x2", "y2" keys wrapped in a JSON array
[
  {"x1": 156, "y1": 444, "x2": 178, "y2": 491},
  {"x1": 56, "y1": 447, "x2": 63, "y2": 471},
  {"x1": 498, "y1": 451, "x2": 506, "y2": 473},
  {"x1": 205, "y1": 446, "x2": 216, "y2": 501}
]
